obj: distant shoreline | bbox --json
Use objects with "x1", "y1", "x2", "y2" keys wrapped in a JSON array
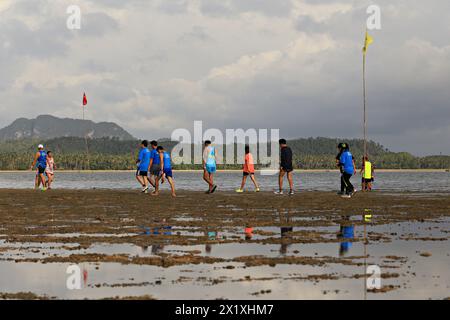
[{"x1": 0, "y1": 169, "x2": 448, "y2": 173}]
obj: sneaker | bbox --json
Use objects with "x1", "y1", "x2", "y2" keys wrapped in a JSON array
[
  {"x1": 341, "y1": 194, "x2": 352, "y2": 199},
  {"x1": 274, "y1": 190, "x2": 283, "y2": 195},
  {"x1": 255, "y1": 188, "x2": 260, "y2": 192},
  {"x1": 288, "y1": 190, "x2": 295, "y2": 195},
  {"x1": 211, "y1": 185, "x2": 217, "y2": 194},
  {"x1": 351, "y1": 190, "x2": 357, "y2": 196},
  {"x1": 142, "y1": 186, "x2": 149, "y2": 193},
  {"x1": 235, "y1": 189, "x2": 244, "y2": 193}
]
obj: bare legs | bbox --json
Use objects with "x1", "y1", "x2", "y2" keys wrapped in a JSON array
[
  {"x1": 203, "y1": 170, "x2": 214, "y2": 193},
  {"x1": 35, "y1": 173, "x2": 46, "y2": 189},
  {"x1": 167, "y1": 176, "x2": 176, "y2": 197},
  {"x1": 136, "y1": 175, "x2": 150, "y2": 193},
  {"x1": 278, "y1": 170, "x2": 294, "y2": 192},
  {"x1": 151, "y1": 174, "x2": 176, "y2": 197},
  {"x1": 46, "y1": 173, "x2": 54, "y2": 189},
  {"x1": 240, "y1": 174, "x2": 259, "y2": 191},
  {"x1": 152, "y1": 174, "x2": 160, "y2": 195}
]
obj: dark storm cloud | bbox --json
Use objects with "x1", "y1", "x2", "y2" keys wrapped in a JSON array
[{"x1": 1, "y1": 0, "x2": 449, "y2": 155}]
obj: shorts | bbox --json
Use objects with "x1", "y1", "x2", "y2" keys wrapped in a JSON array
[
  {"x1": 136, "y1": 169, "x2": 148, "y2": 177},
  {"x1": 281, "y1": 166, "x2": 293, "y2": 173},
  {"x1": 243, "y1": 172, "x2": 254, "y2": 176},
  {"x1": 362, "y1": 178, "x2": 374, "y2": 183},
  {"x1": 205, "y1": 164, "x2": 216, "y2": 174},
  {"x1": 150, "y1": 164, "x2": 161, "y2": 176},
  {"x1": 164, "y1": 169, "x2": 173, "y2": 178},
  {"x1": 37, "y1": 166, "x2": 46, "y2": 174}
]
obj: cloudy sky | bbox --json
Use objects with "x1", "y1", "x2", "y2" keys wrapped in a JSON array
[{"x1": 0, "y1": 0, "x2": 449, "y2": 155}]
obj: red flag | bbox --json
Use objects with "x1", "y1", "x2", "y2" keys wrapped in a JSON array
[{"x1": 82, "y1": 93, "x2": 87, "y2": 106}]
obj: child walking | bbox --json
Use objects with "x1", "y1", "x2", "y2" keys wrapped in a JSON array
[
  {"x1": 45, "y1": 151, "x2": 56, "y2": 189},
  {"x1": 236, "y1": 145, "x2": 259, "y2": 192},
  {"x1": 361, "y1": 155, "x2": 374, "y2": 192}
]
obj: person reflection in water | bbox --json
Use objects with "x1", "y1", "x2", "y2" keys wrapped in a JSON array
[
  {"x1": 279, "y1": 209, "x2": 293, "y2": 255},
  {"x1": 140, "y1": 245, "x2": 149, "y2": 254},
  {"x1": 337, "y1": 216, "x2": 355, "y2": 257},
  {"x1": 244, "y1": 226, "x2": 253, "y2": 241},
  {"x1": 205, "y1": 229, "x2": 218, "y2": 254}
]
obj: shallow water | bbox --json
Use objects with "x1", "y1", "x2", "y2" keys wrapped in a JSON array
[
  {"x1": 0, "y1": 171, "x2": 449, "y2": 192},
  {"x1": 0, "y1": 217, "x2": 448, "y2": 299}
]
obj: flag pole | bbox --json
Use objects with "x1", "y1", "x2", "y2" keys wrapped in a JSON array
[
  {"x1": 363, "y1": 37, "x2": 368, "y2": 158},
  {"x1": 82, "y1": 93, "x2": 90, "y2": 170}
]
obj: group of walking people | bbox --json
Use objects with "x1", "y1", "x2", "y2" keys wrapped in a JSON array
[
  {"x1": 30, "y1": 144, "x2": 56, "y2": 191},
  {"x1": 336, "y1": 142, "x2": 374, "y2": 198},
  {"x1": 30, "y1": 139, "x2": 373, "y2": 197}
]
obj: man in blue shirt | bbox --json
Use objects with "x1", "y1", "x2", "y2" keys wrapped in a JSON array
[
  {"x1": 148, "y1": 140, "x2": 164, "y2": 194},
  {"x1": 136, "y1": 140, "x2": 151, "y2": 193},
  {"x1": 30, "y1": 144, "x2": 47, "y2": 191},
  {"x1": 152, "y1": 146, "x2": 176, "y2": 197},
  {"x1": 337, "y1": 143, "x2": 356, "y2": 198}
]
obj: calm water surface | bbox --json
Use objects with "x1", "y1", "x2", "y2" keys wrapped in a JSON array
[{"x1": 0, "y1": 171, "x2": 449, "y2": 192}]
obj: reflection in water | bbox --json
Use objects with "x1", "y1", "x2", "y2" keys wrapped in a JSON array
[
  {"x1": 337, "y1": 216, "x2": 355, "y2": 257},
  {"x1": 205, "y1": 230, "x2": 219, "y2": 254},
  {"x1": 139, "y1": 221, "x2": 173, "y2": 255},
  {"x1": 0, "y1": 215, "x2": 449, "y2": 299},
  {"x1": 83, "y1": 267, "x2": 88, "y2": 288},
  {"x1": 279, "y1": 209, "x2": 293, "y2": 255},
  {"x1": 244, "y1": 227, "x2": 253, "y2": 240}
]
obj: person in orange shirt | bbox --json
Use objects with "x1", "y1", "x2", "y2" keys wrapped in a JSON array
[{"x1": 236, "y1": 145, "x2": 260, "y2": 193}]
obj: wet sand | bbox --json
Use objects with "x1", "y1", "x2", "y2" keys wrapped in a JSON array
[{"x1": 0, "y1": 189, "x2": 449, "y2": 299}]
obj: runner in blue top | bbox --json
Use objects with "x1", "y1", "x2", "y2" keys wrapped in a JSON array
[
  {"x1": 135, "y1": 140, "x2": 151, "y2": 193},
  {"x1": 202, "y1": 140, "x2": 217, "y2": 194},
  {"x1": 148, "y1": 140, "x2": 164, "y2": 194},
  {"x1": 30, "y1": 144, "x2": 47, "y2": 191},
  {"x1": 152, "y1": 146, "x2": 176, "y2": 197},
  {"x1": 338, "y1": 216, "x2": 355, "y2": 256},
  {"x1": 337, "y1": 143, "x2": 356, "y2": 197}
]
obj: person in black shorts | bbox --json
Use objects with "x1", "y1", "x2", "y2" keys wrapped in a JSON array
[{"x1": 275, "y1": 139, "x2": 294, "y2": 195}]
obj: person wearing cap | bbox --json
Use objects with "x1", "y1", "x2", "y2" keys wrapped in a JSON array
[
  {"x1": 337, "y1": 143, "x2": 356, "y2": 198},
  {"x1": 30, "y1": 144, "x2": 48, "y2": 190}
]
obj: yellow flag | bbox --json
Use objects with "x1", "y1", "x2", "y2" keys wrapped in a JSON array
[{"x1": 363, "y1": 31, "x2": 373, "y2": 55}]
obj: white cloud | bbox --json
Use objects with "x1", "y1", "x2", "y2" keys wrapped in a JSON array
[{"x1": 0, "y1": 0, "x2": 449, "y2": 155}]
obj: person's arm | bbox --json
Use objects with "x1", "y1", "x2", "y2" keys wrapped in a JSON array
[
  {"x1": 353, "y1": 159, "x2": 356, "y2": 175},
  {"x1": 160, "y1": 153, "x2": 164, "y2": 172},
  {"x1": 30, "y1": 152, "x2": 39, "y2": 170},
  {"x1": 280, "y1": 149, "x2": 285, "y2": 170},
  {"x1": 338, "y1": 153, "x2": 344, "y2": 167},
  {"x1": 148, "y1": 152, "x2": 154, "y2": 171},
  {"x1": 136, "y1": 150, "x2": 142, "y2": 164},
  {"x1": 202, "y1": 147, "x2": 208, "y2": 168}
]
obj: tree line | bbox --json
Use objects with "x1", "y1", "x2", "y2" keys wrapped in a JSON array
[{"x1": 0, "y1": 137, "x2": 448, "y2": 170}]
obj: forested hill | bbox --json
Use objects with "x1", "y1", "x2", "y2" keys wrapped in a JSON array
[{"x1": 0, "y1": 137, "x2": 448, "y2": 170}]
